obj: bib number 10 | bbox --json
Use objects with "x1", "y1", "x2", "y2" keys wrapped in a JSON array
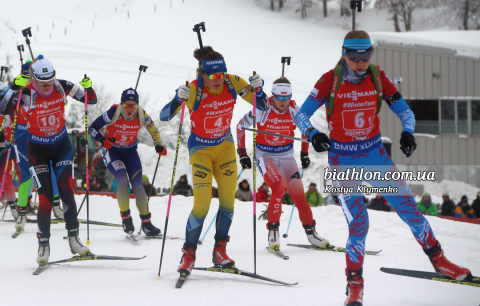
[{"x1": 38, "y1": 114, "x2": 57, "y2": 128}]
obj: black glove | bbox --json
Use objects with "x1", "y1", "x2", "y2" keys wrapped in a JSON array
[
  {"x1": 237, "y1": 148, "x2": 252, "y2": 170},
  {"x1": 311, "y1": 133, "x2": 331, "y2": 153},
  {"x1": 301, "y1": 152, "x2": 310, "y2": 169},
  {"x1": 399, "y1": 132, "x2": 417, "y2": 158}
]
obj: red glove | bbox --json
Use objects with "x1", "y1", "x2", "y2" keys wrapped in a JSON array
[
  {"x1": 102, "y1": 137, "x2": 116, "y2": 149},
  {"x1": 155, "y1": 145, "x2": 167, "y2": 156}
]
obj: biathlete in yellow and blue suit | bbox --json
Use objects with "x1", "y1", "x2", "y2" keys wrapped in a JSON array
[{"x1": 160, "y1": 46, "x2": 267, "y2": 276}]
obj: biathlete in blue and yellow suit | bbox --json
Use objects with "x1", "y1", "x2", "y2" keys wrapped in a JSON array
[
  {"x1": 160, "y1": 46, "x2": 267, "y2": 276},
  {"x1": 89, "y1": 88, "x2": 166, "y2": 237}
]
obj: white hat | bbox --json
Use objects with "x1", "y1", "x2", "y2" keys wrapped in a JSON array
[
  {"x1": 31, "y1": 54, "x2": 55, "y2": 81},
  {"x1": 272, "y1": 83, "x2": 292, "y2": 96}
]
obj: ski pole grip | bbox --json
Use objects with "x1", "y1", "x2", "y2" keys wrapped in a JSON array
[{"x1": 17, "y1": 45, "x2": 24, "y2": 52}]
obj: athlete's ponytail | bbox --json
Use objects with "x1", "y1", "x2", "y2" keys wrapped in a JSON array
[
  {"x1": 335, "y1": 30, "x2": 370, "y2": 67},
  {"x1": 273, "y1": 77, "x2": 291, "y2": 85},
  {"x1": 194, "y1": 46, "x2": 223, "y2": 77}
]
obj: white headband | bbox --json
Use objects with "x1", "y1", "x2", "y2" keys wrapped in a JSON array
[{"x1": 272, "y1": 83, "x2": 292, "y2": 96}]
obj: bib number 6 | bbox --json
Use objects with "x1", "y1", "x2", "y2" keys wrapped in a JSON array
[{"x1": 354, "y1": 112, "x2": 365, "y2": 128}]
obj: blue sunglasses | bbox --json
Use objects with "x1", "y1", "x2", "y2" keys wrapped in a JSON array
[{"x1": 273, "y1": 94, "x2": 292, "y2": 102}]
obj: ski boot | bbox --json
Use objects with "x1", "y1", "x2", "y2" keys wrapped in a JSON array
[
  {"x1": 212, "y1": 235, "x2": 235, "y2": 268},
  {"x1": 67, "y1": 228, "x2": 90, "y2": 256},
  {"x1": 140, "y1": 213, "x2": 161, "y2": 236},
  {"x1": 177, "y1": 243, "x2": 197, "y2": 276},
  {"x1": 37, "y1": 235, "x2": 50, "y2": 264},
  {"x1": 52, "y1": 195, "x2": 64, "y2": 219},
  {"x1": 8, "y1": 200, "x2": 18, "y2": 220},
  {"x1": 267, "y1": 222, "x2": 280, "y2": 251},
  {"x1": 424, "y1": 241, "x2": 472, "y2": 281},
  {"x1": 345, "y1": 268, "x2": 364, "y2": 306},
  {"x1": 303, "y1": 220, "x2": 329, "y2": 248},
  {"x1": 15, "y1": 205, "x2": 27, "y2": 230},
  {"x1": 121, "y1": 210, "x2": 135, "y2": 234}
]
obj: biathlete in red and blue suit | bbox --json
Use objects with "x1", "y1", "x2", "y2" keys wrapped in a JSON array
[
  {"x1": 295, "y1": 31, "x2": 472, "y2": 306},
  {"x1": 1, "y1": 55, "x2": 95, "y2": 264}
]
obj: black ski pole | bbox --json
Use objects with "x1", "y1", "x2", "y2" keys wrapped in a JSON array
[
  {"x1": 137, "y1": 154, "x2": 160, "y2": 235},
  {"x1": 76, "y1": 150, "x2": 108, "y2": 217},
  {"x1": 193, "y1": 22, "x2": 206, "y2": 48},
  {"x1": 350, "y1": 0, "x2": 363, "y2": 31},
  {"x1": 157, "y1": 81, "x2": 188, "y2": 279},
  {"x1": 17, "y1": 45, "x2": 24, "y2": 66},
  {"x1": 281, "y1": 57, "x2": 291, "y2": 77},
  {"x1": 22, "y1": 27, "x2": 35, "y2": 59},
  {"x1": 0, "y1": 66, "x2": 8, "y2": 81},
  {"x1": 135, "y1": 65, "x2": 148, "y2": 91}
]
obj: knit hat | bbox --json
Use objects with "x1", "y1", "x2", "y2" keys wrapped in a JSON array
[
  {"x1": 31, "y1": 55, "x2": 55, "y2": 81},
  {"x1": 21, "y1": 60, "x2": 32, "y2": 75},
  {"x1": 121, "y1": 88, "x2": 139, "y2": 104},
  {"x1": 309, "y1": 182, "x2": 317, "y2": 189},
  {"x1": 142, "y1": 175, "x2": 148, "y2": 183},
  {"x1": 442, "y1": 192, "x2": 449, "y2": 197},
  {"x1": 461, "y1": 195, "x2": 468, "y2": 203}
]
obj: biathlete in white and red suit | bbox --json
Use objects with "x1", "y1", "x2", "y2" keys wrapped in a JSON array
[
  {"x1": 236, "y1": 77, "x2": 329, "y2": 252},
  {"x1": 0, "y1": 55, "x2": 94, "y2": 264},
  {"x1": 89, "y1": 88, "x2": 166, "y2": 237}
]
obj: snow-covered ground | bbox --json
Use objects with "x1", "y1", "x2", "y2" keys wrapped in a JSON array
[
  {"x1": 1, "y1": 195, "x2": 479, "y2": 306},
  {"x1": 1, "y1": 1, "x2": 479, "y2": 304}
]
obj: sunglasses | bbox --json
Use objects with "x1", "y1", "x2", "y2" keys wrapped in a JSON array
[
  {"x1": 344, "y1": 47, "x2": 374, "y2": 63},
  {"x1": 205, "y1": 72, "x2": 226, "y2": 80},
  {"x1": 122, "y1": 103, "x2": 138, "y2": 109},
  {"x1": 34, "y1": 79, "x2": 55, "y2": 87},
  {"x1": 273, "y1": 94, "x2": 292, "y2": 102}
]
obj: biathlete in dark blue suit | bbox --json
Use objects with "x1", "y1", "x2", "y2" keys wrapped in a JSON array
[{"x1": 89, "y1": 88, "x2": 167, "y2": 236}]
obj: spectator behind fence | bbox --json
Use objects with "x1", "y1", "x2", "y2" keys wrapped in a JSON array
[
  {"x1": 172, "y1": 174, "x2": 193, "y2": 197},
  {"x1": 454, "y1": 195, "x2": 476, "y2": 218},
  {"x1": 83, "y1": 167, "x2": 108, "y2": 192},
  {"x1": 417, "y1": 192, "x2": 438, "y2": 216},
  {"x1": 305, "y1": 183, "x2": 323, "y2": 207},
  {"x1": 368, "y1": 194, "x2": 391, "y2": 212},
  {"x1": 235, "y1": 179, "x2": 253, "y2": 202},
  {"x1": 283, "y1": 188, "x2": 293, "y2": 205},
  {"x1": 256, "y1": 182, "x2": 270, "y2": 203},
  {"x1": 472, "y1": 191, "x2": 480, "y2": 219},
  {"x1": 142, "y1": 175, "x2": 157, "y2": 197},
  {"x1": 440, "y1": 192, "x2": 455, "y2": 216}
]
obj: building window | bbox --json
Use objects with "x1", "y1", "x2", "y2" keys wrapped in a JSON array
[
  {"x1": 407, "y1": 100, "x2": 439, "y2": 134},
  {"x1": 472, "y1": 100, "x2": 480, "y2": 135},
  {"x1": 440, "y1": 100, "x2": 455, "y2": 134},
  {"x1": 407, "y1": 99, "x2": 480, "y2": 136}
]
